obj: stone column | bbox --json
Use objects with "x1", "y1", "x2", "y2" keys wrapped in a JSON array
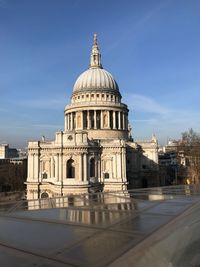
[
  {"x1": 32, "y1": 154, "x2": 35, "y2": 180},
  {"x1": 87, "y1": 110, "x2": 90, "y2": 129},
  {"x1": 39, "y1": 161, "x2": 42, "y2": 181},
  {"x1": 108, "y1": 111, "x2": 110, "y2": 129},
  {"x1": 64, "y1": 116, "x2": 67, "y2": 131},
  {"x1": 68, "y1": 113, "x2": 70, "y2": 130},
  {"x1": 110, "y1": 158, "x2": 113, "y2": 179},
  {"x1": 27, "y1": 154, "x2": 31, "y2": 179},
  {"x1": 66, "y1": 114, "x2": 69, "y2": 130},
  {"x1": 51, "y1": 156, "x2": 55, "y2": 178},
  {"x1": 118, "y1": 112, "x2": 121, "y2": 130},
  {"x1": 59, "y1": 153, "x2": 62, "y2": 182},
  {"x1": 116, "y1": 153, "x2": 122, "y2": 179},
  {"x1": 87, "y1": 111, "x2": 89, "y2": 129},
  {"x1": 122, "y1": 150, "x2": 127, "y2": 182},
  {"x1": 113, "y1": 154, "x2": 116, "y2": 178},
  {"x1": 79, "y1": 153, "x2": 83, "y2": 181},
  {"x1": 81, "y1": 111, "x2": 83, "y2": 129},
  {"x1": 113, "y1": 111, "x2": 116, "y2": 129},
  {"x1": 119, "y1": 152, "x2": 123, "y2": 179},
  {"x1": 122, "y1": 112, "x2": 125, "y2": 130},
  {"x1": 83, "y1": 153, "x2": 87, "y2": 182},
  {"x1": 29, "y1": 153, "x2": 34, "y2": 180},
  {"x1": 115, "y1": 154, "x2": 118, "y2": 179},
  {"x1": 70, "y1": 113, "x2": 73, "y2": 130},
  {"x1": 58, "y1": 154, "x2": 62, "y2": 182},
  {"x1": 56, "y1": 154, "x2": 59, "y2": 181},
  {"x1": 124, "y1": 114, "x2": 126, "y2": 130},
  {"x1": 37, "y1": 157, "x2": 40, "y2": 181},
  {"x1": 75, "y1": 112, "x2": 77, "y2": 130},
  {"x1": 94, "y1": 110, "x2": 97, "y2": 129},
  {"x1": 50, "y1": 156, "x2": 53, "y2": 178},
  {"x1": 125, "y1": 114, "x2": 128, "y2": 130},
  {"x1": 100, "y1": 111, "x2": 103, "y2": 129}
]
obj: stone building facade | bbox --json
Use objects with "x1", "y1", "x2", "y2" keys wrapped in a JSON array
[{"x1": 26, "y1": 35, "x2": 159, "y2": 200}]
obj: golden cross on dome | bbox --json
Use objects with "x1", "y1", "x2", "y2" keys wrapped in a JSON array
[
  {"x1": 93, "y1": 33, "x2": 97, "y2": 45},
  {"x1": 90, "y1": 33, "x2": 102, "y2": 68}
]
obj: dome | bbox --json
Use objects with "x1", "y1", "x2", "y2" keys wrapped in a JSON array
[
  {"x1": 73, "y1": 67, "x2": 119, "y2": 92},
  {"x1": 73, "y1": 33, "x2": 119, "y2": 93}
]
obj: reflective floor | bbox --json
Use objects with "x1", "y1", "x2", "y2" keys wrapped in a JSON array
[{"x1": 0, "y1": 185, "x2": 200, "y2": 267}]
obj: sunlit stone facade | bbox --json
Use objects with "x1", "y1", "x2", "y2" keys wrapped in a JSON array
[{"x1": 26, "y1": 34, "x2": 158, "y2": 200}]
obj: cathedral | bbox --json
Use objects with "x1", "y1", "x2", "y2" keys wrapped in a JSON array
[{"x1": 26, "y1": 34, "x2": 159, "y2": 200}]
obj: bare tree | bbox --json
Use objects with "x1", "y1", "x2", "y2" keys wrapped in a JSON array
[{"x1": 179, "y1": 129, "x2": 200, "y2": 183}]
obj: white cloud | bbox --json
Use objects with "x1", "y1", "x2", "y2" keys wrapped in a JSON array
[
  {"x1": 124, "y1": 92, "x2": 200, "y2": 144},
  {"x1": 106, "y1": 0, "x2": 172, "y2": 51},
  {"x1": 123, "y1": 93, "x2": 169, "y2": 115},
  {"x1": 32, "y1": 123, "x2": 63, "y2": 129},
  {"x1": 16, "y1": 95, "x2": 69, "y2": 110}
]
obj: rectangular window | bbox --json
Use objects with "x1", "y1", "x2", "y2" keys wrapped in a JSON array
[{"x1": 104, "y1": 173, "x2": 109, "y2": 179}]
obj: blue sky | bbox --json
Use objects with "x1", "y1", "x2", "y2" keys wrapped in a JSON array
[{"x1": 0, "y1": 0, "x2": 200, "y2": 148}]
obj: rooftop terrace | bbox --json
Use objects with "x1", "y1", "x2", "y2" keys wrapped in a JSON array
[{"x1": 0, "y1": 185, "x2": 200, "y2": 267}]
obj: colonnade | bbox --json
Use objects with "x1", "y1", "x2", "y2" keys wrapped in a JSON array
[
  {"x1": 30, "y1": 153, "x2": 88, "y2": 182},
  {"x1": 28, "y1": 152, "x2": 126, "y2": 181},
  {"x1": 65, "y1": 110, "x2": 128, "y2": 131}
]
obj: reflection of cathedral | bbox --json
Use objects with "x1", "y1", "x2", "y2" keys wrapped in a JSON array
[{"x1": 26, "y1": 34, "x2": 159, "y2": 200}]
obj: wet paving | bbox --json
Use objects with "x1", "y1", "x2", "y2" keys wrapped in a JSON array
[{"x1": 0, "y1": 185, "x2": 200, "y2": 267}]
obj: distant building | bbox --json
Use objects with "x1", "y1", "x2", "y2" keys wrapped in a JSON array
[
  {"x1": 159, "y1": 151, "x2": 177, "y2": 166},
  {"x1": 163, "y1": 139, "x2": 181, "y2": 153},
  {"x1": 0, "y1": 144, "x2": 27, "y2": 192},
  {"x1": 158, "y1": 140, "x2": 189, "y2": 185},
  {"x1": 0, "y1": 144, "x2": 18, "y2": 159},
  {"x1": 26, "y1": 35, "x2": 159, "y2": 200}
]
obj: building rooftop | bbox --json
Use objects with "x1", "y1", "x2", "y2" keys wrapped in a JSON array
[{"x1": 0, "y1": 185, "x2": 200, "y2": 266}]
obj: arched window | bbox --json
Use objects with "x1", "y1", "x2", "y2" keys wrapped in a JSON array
[
  {"x1": 41, "y1": 192, "x2": 49, "y2": 199},
  {"x1": 67, "y1": 159, "x2": 75, "y2": 178},
  {"x1": 90, "y1": 158, "x2": 95, "y2": 178}
]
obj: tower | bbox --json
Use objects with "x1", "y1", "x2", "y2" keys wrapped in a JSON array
[{"x1": 64, "y1": 34, "x2": 129, "y2": 140}]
